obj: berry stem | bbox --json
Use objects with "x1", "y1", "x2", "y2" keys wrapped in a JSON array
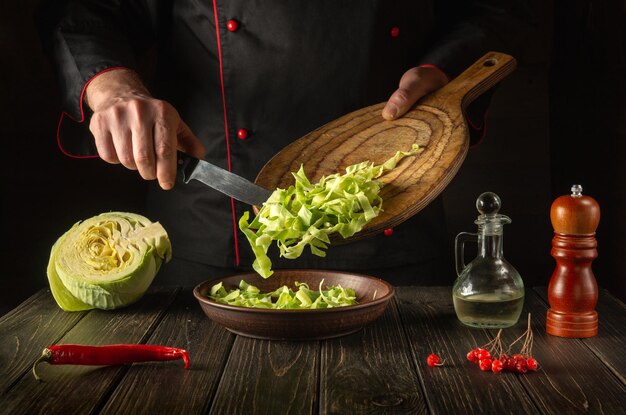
[{"x1": 507, "y1": 313, "x2": 533, "y2": 357}]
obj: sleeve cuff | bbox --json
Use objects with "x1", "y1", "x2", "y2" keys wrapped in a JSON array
[
  {"x1": 56, "y1": 66, "x2": 129, "y2": 158},
  {"x1": 417, "y1": 63, "x2": 452, "y2": 83}
]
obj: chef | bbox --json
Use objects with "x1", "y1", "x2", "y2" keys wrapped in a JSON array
[{"x1": 37, "y1": 0, "x2": 530, "y2": 285}]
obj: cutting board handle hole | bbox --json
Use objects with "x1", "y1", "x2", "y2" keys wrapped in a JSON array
[{"x1": 483, "y1": 58, "x2": 497, "y2": 67}]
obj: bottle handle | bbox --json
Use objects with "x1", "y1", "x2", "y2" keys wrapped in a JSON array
[{"x1": 455, "y1": 232, "x2": 478, "y2": 277}]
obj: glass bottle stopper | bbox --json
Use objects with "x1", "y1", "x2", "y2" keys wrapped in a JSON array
[{"x1": 476, "y1": 192, "x2": 501, "y2": 215}]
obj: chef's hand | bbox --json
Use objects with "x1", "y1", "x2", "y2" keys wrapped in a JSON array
[
  {"x1": 85, "y1": 68, "x2": 206, "y2": 190},
  {"x1": 382, "y1": 65, "x2": 449, "y2": 120}
]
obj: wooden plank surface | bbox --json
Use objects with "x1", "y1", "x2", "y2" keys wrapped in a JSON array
[
  {"x1": 396, "y1": 286, "x2": 539, "y2": 415},
  {"x1": 0, "y1": 289, "x2": 87, "y2": 395},
  {"x1": 99, "y1": 289, "x2": 236, "y2": 415},
  {"x1": 209, "y1": 337, "x2": 318, "y2": 414},
  {"x1": 584, "y1": 290, "x2": 626, "y2": 385},
  {"x1": 502, "y1": 292, "x2": 626, "y2": 414},
  {"x1": 319, "y1": 298, "x2": 428, "y2": 414},
  {"x1": 0, "y1": 288, "x2": 177, "y2": 415},
  {"x1": 534, "y1": 287, "x2": 626, "y2": 386},
  {"x1": 2, "y1": 286, "x2": 626, "y2": 415}
]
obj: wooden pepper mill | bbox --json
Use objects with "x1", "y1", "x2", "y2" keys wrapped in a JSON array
[{"x1": 546, "y1": 184, "x2": 601, "y2": 338}]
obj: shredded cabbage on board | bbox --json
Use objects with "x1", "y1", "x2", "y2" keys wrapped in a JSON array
[
  {"x1": 240, "y1": 144, "x2": 422, "y2": 278},
  {"x1": 209, "y1": 280, "x2": 357, "y2": 309}
]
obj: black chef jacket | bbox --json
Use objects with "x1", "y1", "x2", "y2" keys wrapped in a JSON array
[{"x1": 38, "y1": 0, "x2": 531, "y2": 282}]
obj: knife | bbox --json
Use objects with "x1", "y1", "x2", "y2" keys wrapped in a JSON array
[{"x1": 178, "y1": 153, "x2": 273, "y2": 206}]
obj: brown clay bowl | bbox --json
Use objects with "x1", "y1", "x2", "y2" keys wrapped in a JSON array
[{"x1": 193, "y1": 269, "x2": 394, "y2": 341}]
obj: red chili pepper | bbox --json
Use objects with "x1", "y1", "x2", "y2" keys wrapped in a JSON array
[{"x1": 32, "y1": 344, "x2": 190, "y2": 381}]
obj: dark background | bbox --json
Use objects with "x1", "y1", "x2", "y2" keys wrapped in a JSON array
[{"x1": 2, "y1": 1, "x2": 624, "y2": 316}]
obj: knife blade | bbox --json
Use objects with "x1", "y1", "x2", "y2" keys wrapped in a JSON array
[{"x1": 178, "y1": 153, "x2": 273, "y2": 206}]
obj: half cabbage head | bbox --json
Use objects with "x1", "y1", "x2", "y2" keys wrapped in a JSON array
[{"x1": 47, "y1": 212, "x2": 172, "y2": 311}]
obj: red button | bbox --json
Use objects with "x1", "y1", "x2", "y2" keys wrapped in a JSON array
[
  {"x1": 227, "y1": 19, "x2": 239, "y2": 32},
  {"x1": 390, "y1": 27, "x2": 400, "y2": 38},
  {"x1": 383, "y1": 228, "x2": 394, "y2": 237},
  {"x1": 237, "y1": 128, "x2": 249, "y2": 139}
]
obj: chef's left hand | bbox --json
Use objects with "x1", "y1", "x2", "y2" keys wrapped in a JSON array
[{"x1": 382, "y1": 66, "x2": 449, "y2": 120}]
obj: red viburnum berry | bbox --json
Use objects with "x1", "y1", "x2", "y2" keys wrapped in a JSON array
[
  {"x1": 491, "y1": 359, "x2": 504, "y2": 373},
  {"x1": 526, "y1": 358, "x2": 539, "y2": 371},
  {"x1": 427, "y1": 353, "x2": 445, "y2": 367},
  {"x1": 479, "y1": 358, "x2": 493, "y2": 372}
]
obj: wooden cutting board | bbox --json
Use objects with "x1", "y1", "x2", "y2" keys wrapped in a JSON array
[{"x1": 255, "y1": 51, "x2": 517, "y2": 242}]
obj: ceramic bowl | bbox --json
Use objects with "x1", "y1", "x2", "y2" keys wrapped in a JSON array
[{"x1": 193, "y1": 269, "x2": 394, "y2": 341}]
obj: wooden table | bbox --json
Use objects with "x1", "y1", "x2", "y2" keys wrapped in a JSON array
[{"x1": 1, "y1": 286, "x2": 625, "y2": 414}]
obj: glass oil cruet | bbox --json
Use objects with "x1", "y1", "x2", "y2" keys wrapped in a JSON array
[{"x1": 452, "y1": 192, "x2": 524, "y2": 328}]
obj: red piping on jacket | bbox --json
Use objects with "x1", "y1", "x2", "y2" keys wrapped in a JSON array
[
  {"x1": 468, "y1": 109, "x2": 488, "y2": 149},
  {"x1": 56, "y1": 66, "x2": 127, "y2": 158},
  {"x1": 212, "y1": 0, "x2": 240, "y2": 266},
  {"x1": 417, "y1": 63, "x2": 487, "y2": 148}
]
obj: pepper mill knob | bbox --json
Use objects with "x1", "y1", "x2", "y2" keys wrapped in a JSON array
[
  {"x1": 547, "y1": 185, "x2": 601, "y2": 338},
  {"x1": 550, "y1": 185, "x2": 601, "y2": 235}
]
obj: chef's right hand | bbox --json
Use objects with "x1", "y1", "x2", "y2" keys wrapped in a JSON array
[{"x1": 85, "y1": 68, "x2": 206, "y2": 190}]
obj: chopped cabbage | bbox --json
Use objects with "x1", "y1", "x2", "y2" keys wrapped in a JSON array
[
  {"x1": 240, "y1": 144, "x2": 421, "y2": 277},
  {"x1": 209, "y1": 280, "x2": 357, "y2": 309}
]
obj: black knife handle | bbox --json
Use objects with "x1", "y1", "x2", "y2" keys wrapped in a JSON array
[{"x1": 177, "y1": 152, "x2": 199, "y2": 183}]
